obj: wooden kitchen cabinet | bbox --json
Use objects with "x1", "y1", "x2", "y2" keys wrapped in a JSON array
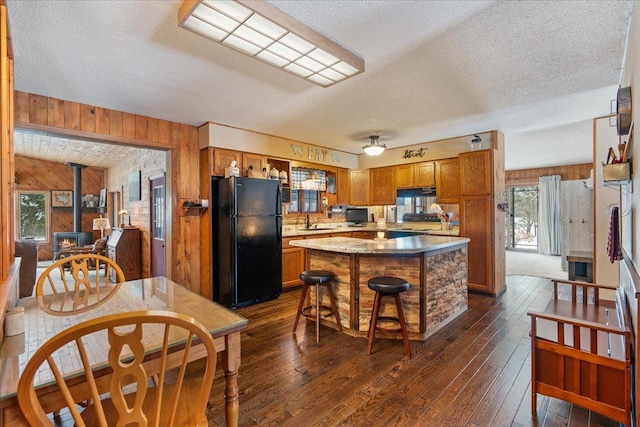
[
  {"x1": 395, "y1": 164, "x2": 414, "y2": 188},
  {"x1": 458, "y1": 132, "x2": 505, "y2": 297},
  {"x1": 436, "y1": 158, "x2": 460, "y2": 203},
  {"x1": 414, "y1": 162, "x2": 435, "y2": 187},
  {"x1": 370, "y1": 166, "x2": 396, "y2": 205},
  {"x1": 282, "y1": 246, "x2": 305, "y2": 289},
  {"x1": 460, "y1": 196, "x2": 492, "y2": 293},
  {"x1": 242, "y1": 152, "x2": 266, "y2": 176},
  {"x1": 349, "y1": 169, "x2": 370, "y2": 206},
  {"x1": 213, "y1": 148, "x2": 242, "y2": 176},
  {"x1": 107, "y1": 227, "x2": 141, "y2": 282},
  {"x1": 337, "y1": 168, "x2": 350, "y2": 205},
  {"x1": 459, "y1": 150, "x2": 491, "y2": 196}
]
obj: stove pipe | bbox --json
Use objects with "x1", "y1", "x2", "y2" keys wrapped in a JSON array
[{"x1": 67, "y1": 162, "x2": 87, "y2": 232}]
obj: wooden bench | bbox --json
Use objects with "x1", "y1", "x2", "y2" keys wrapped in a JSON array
[{"x1": 528, "y1": 279, "x2": 632, "y2": 426}]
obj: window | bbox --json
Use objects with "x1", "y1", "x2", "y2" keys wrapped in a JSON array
[
  {"x1": 288, "y1": 167, "x2": 326, "y2": 213},
  {"x1": 16, "y1": 191, "x2": 49, "y2": 242}
]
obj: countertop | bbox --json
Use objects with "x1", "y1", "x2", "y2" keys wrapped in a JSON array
[
  {"x1": 282, "y1": 222, "x2": 460, "y2": 237},
  {"x1": 289, "y1": 235, "x2": 470, "y2": 254}
]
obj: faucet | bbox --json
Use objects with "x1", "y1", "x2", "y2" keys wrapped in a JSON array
[{"x1": 306, "y1": 213, "x2": 311, "y2": 229}]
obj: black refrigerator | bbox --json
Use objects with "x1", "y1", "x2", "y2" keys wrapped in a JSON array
[{"x1": 212, "y1": 176, "x2": 283, "y2": 308}]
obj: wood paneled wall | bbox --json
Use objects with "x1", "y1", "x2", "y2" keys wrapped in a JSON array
[
  {"x1": 15, "y1": 156, "x2": 105, "y2": 260},
  {"x1": 13, "y1": 91, "x2": 202, "y2": 294},
  {"x1": 505, "y1": 163, "x2": 592, "y2": 186}
]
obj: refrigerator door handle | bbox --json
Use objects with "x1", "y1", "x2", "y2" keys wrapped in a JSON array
[{"x1": 276, "y1": 183, "x2": 282, "y2": 214}]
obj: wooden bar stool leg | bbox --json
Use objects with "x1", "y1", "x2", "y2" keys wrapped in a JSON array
[
  {"x1": 293, "y1": 283, "x2": 309, "y2": 333},
  {"x1": 367, "y1": 292, "x2": 382, "y2": 355},
  {"x1": 315, "y1": 284, "x2": 321, "y2": 344},
  {"x1": 326, "y1": 283, "x2": 343, "y2": 332},
  {"x1": 394, "y1": 294, "x2": 411, "y2": 359}
]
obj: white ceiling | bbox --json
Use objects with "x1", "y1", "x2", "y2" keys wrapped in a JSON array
[{"x1": 6, "y1": 0, "x2": 633, "y2": 170}]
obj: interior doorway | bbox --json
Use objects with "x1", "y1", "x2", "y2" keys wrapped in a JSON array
[{"x1": 507, "y1": 186, "x2": 539, "y2": 251}]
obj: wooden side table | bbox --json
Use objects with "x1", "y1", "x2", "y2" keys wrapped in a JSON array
[{"x1": 566, "y1": 251, "x2": 593, "y2": 283}]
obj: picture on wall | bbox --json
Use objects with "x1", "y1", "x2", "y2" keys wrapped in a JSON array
[
  {"x1": 99, "y1": 188, "x2": 107, "y2": 208},
  {"x1": 82, "y1": 194, "x2": 100, "y2": 209},
  {"x1": 129, "y1": 171, "x2": 141, "y2": 201},
  {"x1": 50, "y1": 190, "x2": 73, "y2": 208}
]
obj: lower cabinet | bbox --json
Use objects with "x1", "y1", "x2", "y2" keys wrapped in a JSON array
[
  {"x1": 460, "y1": 196, "x2": 494, "y2": 294},
  {"x1": 282, "y1": 246, "x2": 305, "y2": 289}
]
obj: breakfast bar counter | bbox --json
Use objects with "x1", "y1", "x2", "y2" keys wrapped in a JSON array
[{"x1": 290, "y1": 235, "x2": 469, "y2": 341}]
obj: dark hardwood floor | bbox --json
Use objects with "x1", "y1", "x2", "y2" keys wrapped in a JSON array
[{"x1": 204, "y1": 275, "x2": 620, "y2": 427}]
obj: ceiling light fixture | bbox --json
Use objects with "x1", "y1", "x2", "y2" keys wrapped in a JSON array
[
  {"x1": 178, "y1": 0, "x2": 364, "y2": 87},
  {"x1": 363, "y1": 135, "x2": 386, "y2": 156}
]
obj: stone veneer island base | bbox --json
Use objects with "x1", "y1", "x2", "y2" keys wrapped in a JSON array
[{"x1": 290, "y1": 235, "x2": 470, "y2": 341}]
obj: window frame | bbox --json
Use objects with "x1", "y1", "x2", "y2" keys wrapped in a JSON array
[{"x1": 15, "y1": 190, "x2": 50, "y2": 243}]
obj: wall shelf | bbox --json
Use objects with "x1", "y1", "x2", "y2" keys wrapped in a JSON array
[{"x1": 181, "y1": 200, "x2": 208, "y2": 216}]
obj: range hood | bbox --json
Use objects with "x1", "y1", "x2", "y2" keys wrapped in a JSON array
[{"x1": 397, "y1": 187, "x2": 436, "y2": 198}]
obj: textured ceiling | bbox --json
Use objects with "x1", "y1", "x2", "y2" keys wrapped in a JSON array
[{"x1": 7, "y1": 0, "x2": 633, "y2": 170}]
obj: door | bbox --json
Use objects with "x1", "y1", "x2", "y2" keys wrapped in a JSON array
[{"x1": 150, "y1": 176, "x2": 166, "y2": 277}]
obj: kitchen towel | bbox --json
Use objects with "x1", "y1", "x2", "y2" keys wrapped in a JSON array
[{"x1": 606, "y1": 206, "x2": 621, "y2": 263}]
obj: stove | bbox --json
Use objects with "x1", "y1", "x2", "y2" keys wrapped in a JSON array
[{"x1": 400, "y1": 213, "x2": 443, "y2": 231}]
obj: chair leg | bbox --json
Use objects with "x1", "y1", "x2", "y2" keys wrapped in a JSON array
[
  {"x1": 367, "y1": 292, "x2": 382, "y2": 355},
  {"x1": 293, "y1": 283, "x2": 309, "y2": 333},
  {"x1": 394, "y1": 294, "x2": 411, "y2": 359},
  {"x1": 326, "y1": 282, "x2": 343, "y2": 332}
]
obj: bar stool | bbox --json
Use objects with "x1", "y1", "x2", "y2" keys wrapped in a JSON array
[
  {"x1": 293, "y1": 270, "x2": 342, "y2": 344},
  {"x1": 366, "y1": 276, "x2": 411, "y2": 359}
]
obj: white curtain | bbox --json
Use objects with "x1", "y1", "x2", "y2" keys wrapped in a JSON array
[{"x1": 538, "y1": 175, "x2": 561, "y2": 255}]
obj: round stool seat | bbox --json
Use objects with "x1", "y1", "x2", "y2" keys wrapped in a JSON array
[
  {"x1": 368, "y1": 276, "x2": 410, "y2": 294},
  {"x1": 300, "y1": 270, "x2": 336, "y2": 285}
]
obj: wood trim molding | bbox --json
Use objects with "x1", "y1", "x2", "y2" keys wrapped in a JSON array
[
  {"x1": 12, "y1": 90, "x2": 203, "y2": 295},
  {"x1": 506, "y1": 163, "x2": 592, "y2": 186}
]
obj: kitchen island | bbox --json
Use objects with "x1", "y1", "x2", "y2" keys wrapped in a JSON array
[{"x1": 290, "y1": 235, "x2": 470, "y2": 341}]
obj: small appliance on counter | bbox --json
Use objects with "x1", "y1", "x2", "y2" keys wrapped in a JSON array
[{"x1": 346, "y1": 208, "x2": 368, "y2": 226}]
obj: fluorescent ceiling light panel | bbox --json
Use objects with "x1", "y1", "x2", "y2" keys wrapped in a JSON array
[
  {"x1": 194, "y1": 4, "x2": 238, "y2": 32},
  {"x1": 204, "y1": 0, "x2": 251, "y2": 21},
  {"x1": 178, "y1": 0, "x2": 364, "y2": 87}
]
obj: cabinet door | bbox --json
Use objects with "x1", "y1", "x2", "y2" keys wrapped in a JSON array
[
  {"x1": 349, "y1": 169, "x2": 370, "y2": 206},
  {"x1": 370, "y1": 167, "x2": 396, "y2": 205},
  {"x1": 337, "y1": 168, "x2": 350, "y2": 205},
  {"x1": 459, "y1": 150, "x2": 491, "y2": 196},
  {"x1": 395, "y1": 164, "x2": 414, "y2": 188},
  {"x1": 414, "y1": 162, "x2": 435, "y2": 187},
  {"x1": 242, "y1": 152, "x2": 266, "y2": 176},
  {"x1": 282, "y1": 247, "x2": 305, "y2": 289},
  {"x1": 460, "y1": 196, "x2": 492, "y2": 294},
  {"x1": 436, "y1": 159, "x2": 460, "y2": 203},
  {"x1": 213, "y1": 148, "x2": 242, "y2": 176}
]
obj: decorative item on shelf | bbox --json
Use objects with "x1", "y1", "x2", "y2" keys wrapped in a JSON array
[
  {"x1": 92, "y1": 216, "x2": 111, "y2": 239},
  {"x1": 269, "y1": 167, "x2": 279, "y2": 180},
  {"x1": 602, "y1": 133, "x2": 632, "y2": 183},
  {"x1": 470, "y1": 134, "x2": 482, "y2": 151},
  {"x1": 247, "y1": 165, "x2": 267, "y2": 179},
  {"x1": 225, "y1": 160, "x2": 240, "y2": 178},
  {"x1": 279, "y1": 169, "x2": 288, "y2": 184},
  {"x1": 118, "y1": 209, "x2": 131, "y2": 228}
]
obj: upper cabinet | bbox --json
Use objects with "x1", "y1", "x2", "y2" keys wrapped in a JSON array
[
  {"x1": 243, "y1": 152, "x2": 266, "y2": 175},
  {"x1": 459, "y1": 150, "x2": 491, "y2": 196},
  {"x1": 370, "y1": 166, "x2": 396, "y2": 205},
  {"x1": 337, "y1": 168, "x2": 350, "y2": 205},
  {"x1": 349, "y1": 169, "x2": 370, "y2": 206},
  {"x1": 436, "y1": 159, "x2": 460, "y2": 203},
  {"x1": 414, "y1": 162, "x2": 436, "y2": 187},
  {"x1": 395, "y1": 164, "x2": 414, "y2": 188},
  {"x1": 213, "y1": 148, "x2": 242, "y2": 176}
]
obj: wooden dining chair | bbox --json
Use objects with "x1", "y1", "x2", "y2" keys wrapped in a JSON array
[
  {"x1": 17, "y1": 310, "x2": 217, "y2": 427},
  {"x1": 35, "y1": 253, "x2": 126, "y2": 314}
]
